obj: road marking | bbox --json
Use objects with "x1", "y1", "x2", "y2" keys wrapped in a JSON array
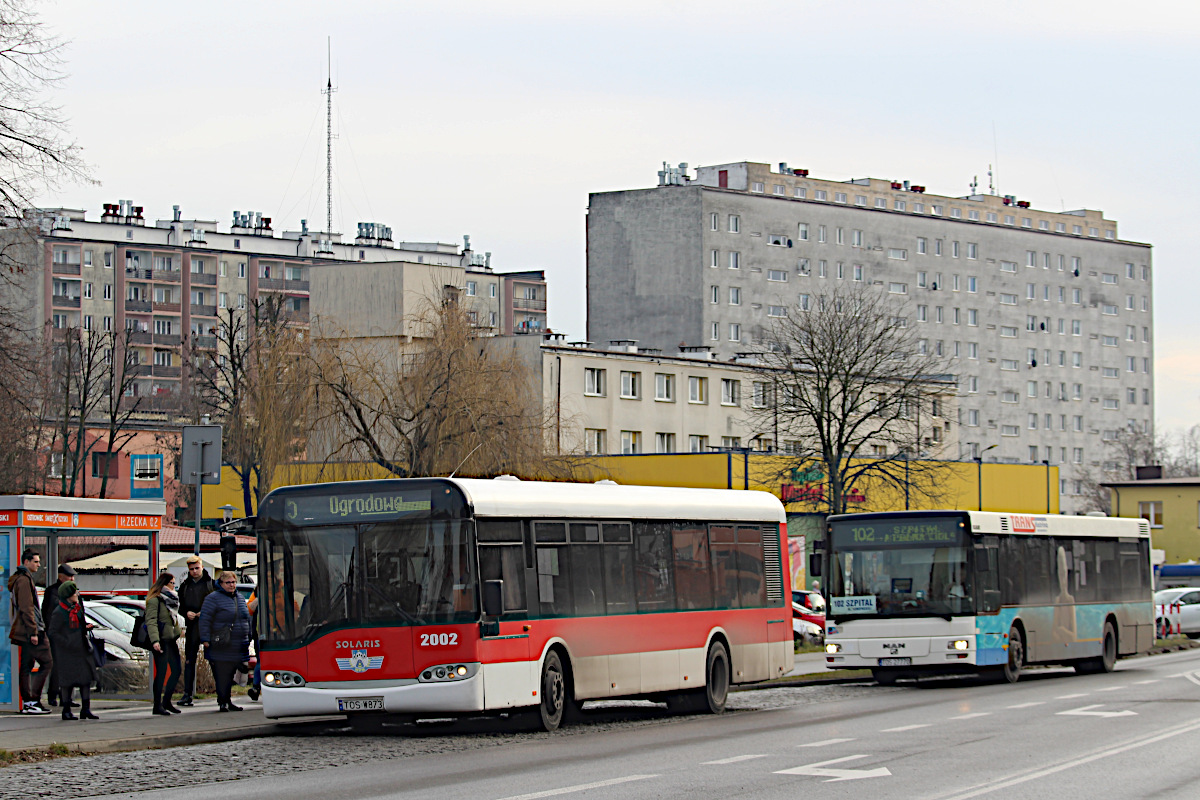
[
  {"x1": 1186, "y1": 673, "x2": 1200, "y2": 688},
  {"x1": 1055, "y1": 693, "x2": 1089, "y2": 699},
  {"x1": 496, "y1": 775, "x2": 658, "y2": 800},
  {"x1": 1168, "y1": 672, "x2": 1192, "y2": 678},
  {"x1": 950, "y1": 712, "x2": 991, "y2": 720},
  {"x1": 1133, "y1": 679, "x2": 1159, "y2": 685},
  {"x1": 775, "y1": 754, "x2": 892, "y2": 782},
  {"x1": 1006, "y1": 701, "x2": 1045, "y2": 709},
  {"x1": 798, "y1": 738, "x2": 856, "y2": 748},
  {"x1": 881, "y1": 724, "x2": 930, "y2": 732},
  {"x1": 929, "y1": 717, "x2": 1200, "y2": 800},
  {"x1": 1057, "y1": 704, "x2": 1137, "y2": 718},
  {"x1": 1095, "y1": 686, "x2": 1125, "y2": 692},
  {"x1": 702, "y1": 755, "x2": 768, "y2": 765}
]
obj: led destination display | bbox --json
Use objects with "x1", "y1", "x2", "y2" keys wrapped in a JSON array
[{"x1": 830, "y1": 516, "x2": 964, "y2": 549}]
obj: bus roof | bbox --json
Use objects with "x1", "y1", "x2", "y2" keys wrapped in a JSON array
[
  {"x1": 450, "y1": 478, "x2": 786, "y2": 523},
  {"x1": 827, "y1": 510, "x2": 1150, "y2": 539}
]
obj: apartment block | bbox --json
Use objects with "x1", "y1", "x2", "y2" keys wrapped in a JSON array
[
  {"x1": 587, "y1": 161, "x2": 1154, "y2": 512},
  {"x1": 7, "y1": 203, "x2": 550, "y2": 409}
]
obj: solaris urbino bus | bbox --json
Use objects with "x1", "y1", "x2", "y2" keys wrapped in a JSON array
[
  {"x1": 255, "y1": 477, "x2": 792, "y2": 729},
  {"x1": 815, "y1": 510, "x2": 1153, "y2": 684}
]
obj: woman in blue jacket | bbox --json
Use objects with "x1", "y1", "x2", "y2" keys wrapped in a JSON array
[{"x1": 198, "y1": 571, "x2": 251, "y2": 712}]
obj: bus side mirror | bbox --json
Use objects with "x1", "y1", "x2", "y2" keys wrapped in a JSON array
[
  {"x1": 483, "y1": 580, "x2": 505, "y2": 617},
  {"x1": 808, "y1": 553, "x2": 822, "y2": 578}
]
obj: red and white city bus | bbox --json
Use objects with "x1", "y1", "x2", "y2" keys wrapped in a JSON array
[{"x1": 256, "y1": 477, "x2": 791, "y2": 730}]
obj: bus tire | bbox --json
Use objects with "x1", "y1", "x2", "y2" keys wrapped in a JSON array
[
  {"x1": 1078, "y1": 622, "x2": 1117, "y2": 673},
  {"x1": 1002, "y1": 625, "x2": 1024, "y2": 683},
  {"x1": 703, "y1": 640, "x2": 731, "y2": 714},
  {"x1": 872, "y1": 669, "x2": 899, "y2": 686},
  {"x1": 537, "y1": 650, "x2": 567, "y2": 731}
]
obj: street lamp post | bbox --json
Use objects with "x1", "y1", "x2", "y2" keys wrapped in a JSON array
[{"x1": 976, "y1": 444, "x2": 998, "y2": 511}]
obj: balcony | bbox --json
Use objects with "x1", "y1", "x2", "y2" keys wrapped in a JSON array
[
  {"x1": 152, "y1": 333, "x2": 181, "y2": 347},
  {"x1": 193, "y1": 335, "x2": 217, "y2": 350},
  {"x1": 191, "y1": 272, "x2": 217, "y2": 286},
  {"x1": 191, "y1": 304, "x2": 217, "y2": 317},
  {"x1": 286, "y1": 279, "x2": 310, "y2": 292},
  {"x1": 125, "y1": 299, "x2": 152, "y2": 313},
  {"x1": 153, "y1": 269, "x2": 181, "y2": 283},
  {"x1": 131, "y1": 365, "x2": 152, "y2": 376},
  {"x1": 512, "y1": 298, "x2": 547, "y2": 311},
  {"x1": 284, "y1": 308, "x2": 310, "y2": 323},
  {"x1": 152, "y1": 301, "x2": 181, "y2": 313},
  {"x1": 257, "y1": 277, "x2": 286, "y2": 290},
  {"x1": 120, "y1": 393, "x2": 181, "y2": 413},
  {"x1": 51, "y1": 295, "x2": 81, "y2": 308},
  {"x1": 52, "y1": 262, "x2": 81, "y2": 276},
  {"x1": 151, "y1": 365, "x2": 181, "y2": 378},
  {"x1": 126, "y1": 267, "x2": 154, "y2": 281},
  {"x1": 129, "y1": 331, "x2": 152, "y2": 345}
]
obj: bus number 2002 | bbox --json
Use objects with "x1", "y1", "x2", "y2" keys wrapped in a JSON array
[{"x1": 419, "y1": 632, "x2": 459, "y2": 646}]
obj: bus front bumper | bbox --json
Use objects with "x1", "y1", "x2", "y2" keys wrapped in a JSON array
[
  {"x1": 262, "y1": 670, "x2": 486, "y2": 719},
  {"x1": 823, "y1": 635, "x2": 1006, "y2": 671}
]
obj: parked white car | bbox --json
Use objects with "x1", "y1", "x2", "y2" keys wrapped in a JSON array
[{"x1": 1155, "y1": 587, "x2": 1200, "y2": 638}]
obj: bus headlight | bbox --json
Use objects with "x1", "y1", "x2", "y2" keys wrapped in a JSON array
[
  {"x1": 825, "y1": 643, "x2": 842, "y2": 654},
  {"x1": 418, "y1": 663, "x2": 480, "y2": 682},
  {"x1": 263, "y1": 670, "x2": 305, "y2": 687},
  {"x1": 949, "y1": 640, "x2": 970, "y2": 651}
]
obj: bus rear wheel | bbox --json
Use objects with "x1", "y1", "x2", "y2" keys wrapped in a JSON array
[
  {"x1": 667, "y1": 641, "x2": 730, "y2": 715},
  {"x1": 537, "y1": 650, "x2": 567, "y2": 731},
  {"x1": 1001, "y1": 625, "x2": 1024, "y2": 683},
  {"x1": 1077, "y1": 622, "x2": 1117, "y2": 674}
]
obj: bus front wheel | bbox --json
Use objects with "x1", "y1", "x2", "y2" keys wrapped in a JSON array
[
  {"x1": 872, "y1": 669, "x2": 899, "y2": 686},
  {"x1": 1001, "y1": 625, "x2": 1024, "y2": 683},
  {"x1": 537, "y1": 650, "x2": 567, "y2": 731}
]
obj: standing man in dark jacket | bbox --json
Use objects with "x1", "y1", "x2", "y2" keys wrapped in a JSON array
[
  {"x1": 7, "y1": 549, "x2": 51, "y2": 714},
  {"x1": 41, "y1": 564, "x2": 77, "y2": 707},
  {"x1": 176, "y1": 556, "x2": 214, "y2": 706}
]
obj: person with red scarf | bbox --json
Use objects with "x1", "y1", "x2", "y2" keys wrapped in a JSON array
[{"x1": 46, "y1": 582, "x2": 99, "y2": 721}]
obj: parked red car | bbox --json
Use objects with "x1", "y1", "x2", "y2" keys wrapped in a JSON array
[{"x1": 792, "y1": 589, "x2": 826, "y2": 645}]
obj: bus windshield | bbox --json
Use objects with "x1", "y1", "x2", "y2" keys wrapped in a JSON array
[
  {"x1": 828, "y1": 516, "x2": 972, "y2": 618},
  {"x1": 259, "y1": 518, "x2": 476, "y2": 646}
]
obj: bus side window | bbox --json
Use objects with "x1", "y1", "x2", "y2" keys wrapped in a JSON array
[
  {"x1": 736, "y1": 526, "x2": 768, "y2": 608},
  {"x1": 602, "y1": 523, "x2": 635, "y2": 615},
  {"x1": 1073, "y1": 540, "x2": 1097, "y2": 603},
  {"x1": 1093, "y1": 539, "x2": 1118, "y2": 601},
  {"x1": 974, "y1": 536, "x2": 1000, "y2": 612},
  {"x1": 673, "y1": 523, "x2": 713, "y2": 610},
  {"x1": 479, "y1": 545, "x2": 527, "y2": 615},
  {"x1": 569, "y1": 523, "x2": 605, "y2": 617},
  {"x1": 535, "y1": 523, "x2": 571, "y2": 617},
  {"x1": 709, "y1": 525, "x2": 740, "y2": 609},
  {"x1": 1024, "y1": 537, "x2": 1054, "y2": 605},
  {"x1": 999, "y1": 537, "x2": 1025, "y2": 605},
  {"x1": 634, "y1": 522, "x2": 675, "y2": 612}
]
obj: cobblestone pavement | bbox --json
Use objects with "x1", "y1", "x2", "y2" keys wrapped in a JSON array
[{"x1": 0, "y1": 684, "x2": 876, "y2": 799}]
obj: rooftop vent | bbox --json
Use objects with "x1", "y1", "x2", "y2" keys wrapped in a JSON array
[{"x1": 608, "y1": 339, "x2": 638, "y2": 353}]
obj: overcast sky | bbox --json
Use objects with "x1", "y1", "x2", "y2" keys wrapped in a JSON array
[{"x1": 37, "y1": 0, "x2": 1199, "y2": 431}]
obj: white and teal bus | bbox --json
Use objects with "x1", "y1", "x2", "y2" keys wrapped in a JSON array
[{"x1": 816, "y1": 510, "x2": 1153, "y2": 684}]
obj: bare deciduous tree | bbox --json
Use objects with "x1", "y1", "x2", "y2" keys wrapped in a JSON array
[
  {"x1": 311, "y1": 301, "x2": 556, "y2": 479},
  {"x1": 46, "y1": 325, "x2": 106, "y2": 496},
  {"x1": 95, "y1": 327, "x2": 144, "y2": 498},
  {"x1": 746, "y1": 286, "x2": 955, "y2": 515}
]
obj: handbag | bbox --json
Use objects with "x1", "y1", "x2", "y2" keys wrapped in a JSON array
[
  {"x1": 89, "y1": 631, "x2": 107, "y2": 669},
  {"x1": 130, "y1": 612, "x2": 152, "y2": 650},
  {"x1": 211, "y1": 624, "x2": 233, "y2": 647}
]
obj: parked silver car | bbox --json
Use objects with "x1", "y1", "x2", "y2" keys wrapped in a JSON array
[{"x1": 82, "y1": 604, "x2": 149, "y2": 693}]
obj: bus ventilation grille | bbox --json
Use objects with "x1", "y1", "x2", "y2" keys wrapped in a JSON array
[
  {"x1": 762, "y1": 525, "x2": 783, "y2": 604},
  {"x1": 999, "y1": 517, "x2": 1010, "y2": 532}
]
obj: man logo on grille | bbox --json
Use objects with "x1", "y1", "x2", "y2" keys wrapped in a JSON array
[{"x1": 336, "y1": 649, "x2": 384, "y2": 673}]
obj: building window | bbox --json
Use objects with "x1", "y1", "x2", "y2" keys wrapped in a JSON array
[
  {"x1": 751, "y1": 182, "x2": 764, "y2": 193},
  {"x1": 465, "y1": 281, "x2": 477, "y2": 296},
  {"x1": 728, "y1": 323, "x2": 740, "y2": 342},
  {"x1": 710, "y1": 322, "x2": 719, "y2": 341},
  {"x1": 767, "y1": 269, "x2": 787, "y2": 282},
  {"x1": 722, "y1": 436, "x2": 742, "y2": 449},
  {"x1": 728, "y1": 215, "x2": 740, "y2": 233},
  {"x1": 584, "y1": 429, "x2": 607, "y2": 455},
  {"x1": 655, "y1": 432, "x2": 676, "y2": 453},
  {"x1": 1001, "y1": 425, "x2": 1019, "y2": 437},
  {"x1": 620, "y1": 430, "x2": 642, "y2": 454},
  {"x1": 729, "y1": 286, "x2": 741, "y2": 305},
  {"x1": 655, "y1": 373, "x2": 674, "y2": 401},
  {"x1": 967, "y1": 243, "x2": 978, "y2": 259},
  {"x1": 798, "y1": 223, "x2": 809, "y2": 241},
  {"x1": 888, "y1": 282, "x2": 907, "y2": 294},
  {"x1": 710, "y1": 285, "x2": 719, "y2": 304},
  {"x1": 1139, "y1": 501, "x2": 1163, "y2": 528},
  {"x1": 688, "y1": 376, "x2": 708, "y2": 404},
  {"x1": 917, "y1": 238, "x2": 927, "y2": 255},
  {"x1": 887, "y1": 248, "x2": 907, "y2": 260},
  {"x1": 619, "y1": 370, "x2": 641, "y2": 399},
  {"x1": 710, "y1": 212, "x2": 719, "y2": 231},
  {"x1": 584, "y1": 367, "x2": 606, "y2": 396},
  {"x1": 688, "y1": 435, "x2": 708, "y2": 453},
  {"x1": 853, "y1": 264, "x2": 863, "y2": 281},
  {"x1": 720, "y1": 379, "x2": 740, "y2": 406},
  {"x1": 767, "y1": 305, "x2": 787, "y2": 317},
  {"x1": 729, "y1": 252, "x2": 740, "y2": 269}
]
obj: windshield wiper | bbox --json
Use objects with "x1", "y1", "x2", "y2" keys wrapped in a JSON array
[{"x1": 364, "y1": 582, "x2": 419, "y2": 623}]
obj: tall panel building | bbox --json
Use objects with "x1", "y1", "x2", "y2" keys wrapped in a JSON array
[{"x1": 587, "y1": 161, "x2": 1154, "y2": 512}]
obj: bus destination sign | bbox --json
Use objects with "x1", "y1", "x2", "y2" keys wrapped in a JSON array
[
  {"x1": 281, "y1": 490, "x2": 432, "y2": 526},
  {"x1": 831, "y1": 517, "x2": 963, "y2": 548}
]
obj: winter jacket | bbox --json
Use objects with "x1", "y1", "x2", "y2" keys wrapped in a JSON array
[
  {"x1": 178, "y1": 571, "x2": 215, "y2": 628},
  {"x1": 41, "y1": 579, "x2": 63, "y2": 631},
  {"x1": 47, "y1": 602, "x2": 96, "y2": 688},
  {"x1": 146, "y1": 594, "x2": 182, "y2": 645},
  {"x1": 7, "y1": 566, "x2": 44, "y2": 644},
  {"x1": 198, "y1": 588, "x2": 251, "y2": 663}
]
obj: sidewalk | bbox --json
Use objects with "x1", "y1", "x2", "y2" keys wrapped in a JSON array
[{"x1": 0, "y1": 697, "x2": 281, "y2": 757}]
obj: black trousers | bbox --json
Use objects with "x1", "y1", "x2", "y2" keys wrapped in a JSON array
[
  {"x1": 211, "y1": 660, "x2": 239, "y2": 706},
  {"x1": 182, "y1": 624, "x2": 202, "y2": 697},
  {"x1": 18, "y1": 637, "x2": 53, "y2": 703},
  {"x1": 152, "y1": 643, "x2": 182, "y2": 706},
  {"x1": 61, "y1": 684, "x2": 91, "y2": 713}
]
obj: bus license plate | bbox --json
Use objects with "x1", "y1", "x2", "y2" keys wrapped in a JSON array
[
  {"x1": 879, "y1": 657, "x2": 911, "y2": 667},
  {"x1": 338, "y1": 697, "x2": 384, "y2": 712}
]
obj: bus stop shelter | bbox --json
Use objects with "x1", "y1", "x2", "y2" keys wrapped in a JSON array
[{"x1": 0, "y1": 496, "x2": 164, "y2": 712}]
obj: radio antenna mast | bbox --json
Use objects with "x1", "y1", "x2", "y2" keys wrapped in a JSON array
[{"x1": 323, "y1": 37, "x2": 336, "y2": 237}]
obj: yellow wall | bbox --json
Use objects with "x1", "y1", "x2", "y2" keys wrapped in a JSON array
[
  {"x1": 1108, "y1": 484, "x2": 1200, "y2": 564},
  {"x1": 206, "y1": 455, "x2": 1058, "y2": 518}
]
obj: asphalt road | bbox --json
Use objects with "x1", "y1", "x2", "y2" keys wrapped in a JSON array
[{"x1": 17, "y1": 648, "x2": 1200, "y2": 800}]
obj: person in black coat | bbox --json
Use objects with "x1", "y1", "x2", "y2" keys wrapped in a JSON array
[
  {"x1": 41, "y1": 564, "x2": 77, "y2": 708},
  {"x1": 177, "y1": 557, "x2": 215, "y2": 706},
  {"x1": 46, "y1": 582, "x2": 99, "y2": 721},
  {"x1": 199, "y1": 571, "x2": 251, "y2": 712}
]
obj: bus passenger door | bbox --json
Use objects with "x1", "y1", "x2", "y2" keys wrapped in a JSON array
[{"x1": 477, "y1": 535, "x2": 533, "y2": 710}]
